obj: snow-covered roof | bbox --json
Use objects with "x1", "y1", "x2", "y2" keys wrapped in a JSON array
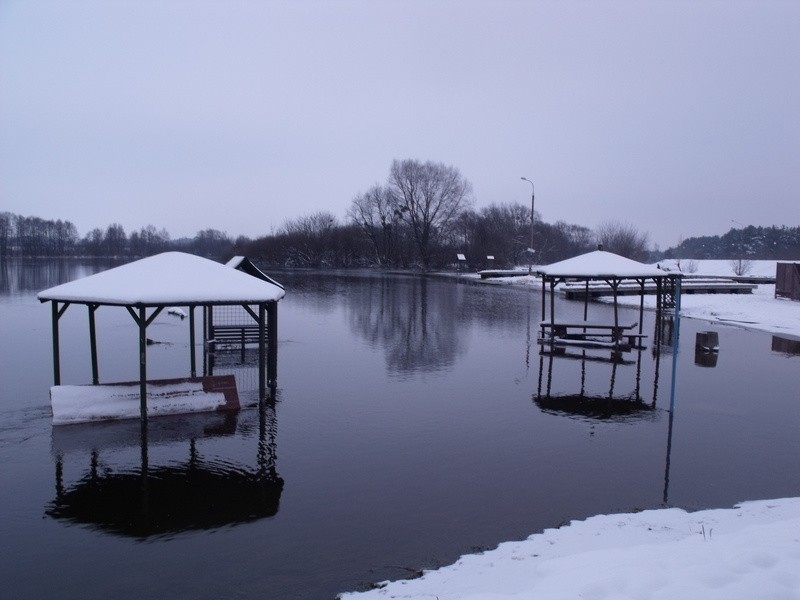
[
  {"x1": 38, "y1": 252, "x2": 286, "y2": 305},
  {"x1": 537, "y1": 250, "x2": 669, "y2": 279}
]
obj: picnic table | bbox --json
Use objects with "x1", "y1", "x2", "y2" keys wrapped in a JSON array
[{"x1": 539, "y1": 320, "x2": 647, "y2": 349}]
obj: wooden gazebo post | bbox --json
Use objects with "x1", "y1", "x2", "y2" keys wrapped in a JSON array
[
  {"x1": 138, "y1": 306, "x2": 148, "y2": 422},
  {"x1": 88, "y1": 304, "x2": 99, "y2": 384},
  {"x1": 189, "y1": 305, "x2": 196, "y2": 378},
  {"x1": 267, "y1": 301, "x2": 278, "y2": 389}
]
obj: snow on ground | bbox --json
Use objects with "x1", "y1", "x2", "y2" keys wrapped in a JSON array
[
  {"x1": 610, "y1": 282, "x2": 800, "y2": 338},
  {"x1": 340, "y1": 497, "x2": 800, "y2": 600},
  {"x1": 342, "y1": 260, "x2": 800, "y2": 599},
  {"x1": 612, "y1": 260, "x2": 800, "y2": 339}
]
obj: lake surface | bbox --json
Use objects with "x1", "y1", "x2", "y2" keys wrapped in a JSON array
[{"x1": 1, "y1": 260, "x2": 798, "y2": 599}]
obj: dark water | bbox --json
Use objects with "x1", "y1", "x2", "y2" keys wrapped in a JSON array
[{"x1": 1, "y1": 260, "x2": 798, "y2": 599}]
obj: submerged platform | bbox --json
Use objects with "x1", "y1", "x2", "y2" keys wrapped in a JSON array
[{"x1": 50, "y1": 375, "x2": 239, "y2": 425}]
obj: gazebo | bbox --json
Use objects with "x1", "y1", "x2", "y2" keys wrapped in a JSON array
[
  {"x1": 536, "y1": 249, "x2": 681, "y2": 350},
  {"x1": 38, "y1": 252, "x2": 286, "y2": 422}
]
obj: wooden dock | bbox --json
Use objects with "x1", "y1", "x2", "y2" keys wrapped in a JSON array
[
  {"x1": 562, "y1": 277, "x2": 756, "y2": 299},
  {"x1": 477, "y1": 269, "x2": 530, "y2": 279}
]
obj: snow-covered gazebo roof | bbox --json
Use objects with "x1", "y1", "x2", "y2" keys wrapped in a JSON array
[
  {"x1": 536, "y1": 250, "x2": 667, "y2": 279},
  {"x1": 39, "y1": 252, "x2": 285, "y2": 306}
]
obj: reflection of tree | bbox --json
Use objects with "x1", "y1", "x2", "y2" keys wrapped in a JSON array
[
  {"x1": 347, "y1": 276, "x2": 466, "y2": 374},
  {"x1": 2, "y1": 258, "x2": 125, "y2": 295}
]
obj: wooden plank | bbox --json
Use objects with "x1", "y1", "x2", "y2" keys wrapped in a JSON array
[{"x1": 539, "y1": 320, "x2": 637, "y2": 330}]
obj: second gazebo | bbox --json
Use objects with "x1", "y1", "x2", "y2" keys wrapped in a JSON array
[{"x1": 536, "y1": 248, "x2": 681, "y2": 351}]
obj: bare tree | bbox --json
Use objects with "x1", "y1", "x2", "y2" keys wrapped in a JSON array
[
  {"x1": 388, "y1": 159, "x2": 473, "y2": 269},
  {"x1": 0, "y1": 212, "x2": 12, "y2": 258},
  {"x1": 348, "y1": 184, "x2": 402, "y2": 267},
  {"x1": 103, "y1": 223, "x2": 127, "y2": 256},
  {"x1": 595, "y1": 220, "x2": 650, "y2": 261},
  {"x1": 729, "y1": 258, "x2": 753, "y2": 276},
  {"x1": 193, "y1": 228, "x2": 232, "y2": 259},
  {"x1": 280, "y1": 211, "x2": 338, "y2": 267}
]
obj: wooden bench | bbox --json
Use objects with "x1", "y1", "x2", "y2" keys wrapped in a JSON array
[
  {"x1": 209, "y1": 325, "x2": 264, "y2": 354},
  {"x1": 539, "y1": 321, "x2": 647, "y2": 348}
]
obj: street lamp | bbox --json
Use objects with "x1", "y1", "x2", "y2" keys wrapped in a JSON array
[{"x1": 521, "y1": 177, "x2": 535, "y2": 274}]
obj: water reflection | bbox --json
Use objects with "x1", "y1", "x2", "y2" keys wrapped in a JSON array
[
  {"x1": 535, "y1": 350, "x2": 659, "y2": 422},
  {"x1": 47, "y1": 400, "x2": 282, "y2": 539},
  {"x1": 694, "y1": 348, "x2": 719, "y2": 368},
  {"x1": 0, "y1": 258, "x2": 126, "y2": 295},
  {"x1": 771, "y1": 334, "x2": 800, "y2": 356},
  {"x1": 346, "y1": 276, "x2": 466, "y2": 374},
  {"x1": 534, "y1": 313, "x2": 669, "y2": 422}
]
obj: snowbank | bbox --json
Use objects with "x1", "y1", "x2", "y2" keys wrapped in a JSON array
[{"x1": 339, "y1": 497, "x2": 800, "y2": 600}]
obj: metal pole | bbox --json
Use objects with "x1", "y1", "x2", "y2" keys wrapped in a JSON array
[
  {"x1": 669, "y1": 277, "x2": 682, "y2": 413},
  {"x1": 521, "y1": 177, "x2": 535, "y2": 274}
]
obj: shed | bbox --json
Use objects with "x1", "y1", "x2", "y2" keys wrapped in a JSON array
[
  {"x1": 38, "y1": 252, "x2": 286, "y2": 422},
  {"x1": 775, "y1": 262, "x2": 800, "y2": 301},
  {"x1": 536, "y1": 249, "x2": 681, "y2": 349},
  {"x1": 226, "y1": 255, "x2": 284, "y2": 289}
]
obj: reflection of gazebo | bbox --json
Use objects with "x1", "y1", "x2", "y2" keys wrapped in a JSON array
[
  {"x1": 37, "y1": 252, "x2": 285, "y2": 420},
  {"x1": 47, "y1": 402, "x2": 283, "y2": 538},
  {"x1": 536, "y1": 249, "x2": 681, "y2": 354},
  {"x1": 536, "y1": 333, "x2": 664, "y2": 421},
  {"x1": 535, "y1": 394, "x2": 657, "y2": 422}
]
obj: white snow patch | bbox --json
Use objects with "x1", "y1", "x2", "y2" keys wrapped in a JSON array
[
  {"x1": 339, "y1": 498, "x2": 800, "y2": 600},
  {"x1": 51, "y1": 382, "x2": 227, "y2": 425}
]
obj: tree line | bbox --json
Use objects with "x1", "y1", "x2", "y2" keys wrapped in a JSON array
[
  {"x1": 663, "y1": 225, "x2": 800, "y2": 261},
  {"x1": 0, "y1": 212, "x2": 244, "y2": 261},
  {"x1": 15, "y1": 158, "x2": 795, "y2": 268}
]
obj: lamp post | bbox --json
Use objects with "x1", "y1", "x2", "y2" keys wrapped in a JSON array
[{"x1": 521, "y1": 177, "x2": 535, "y2": 274}]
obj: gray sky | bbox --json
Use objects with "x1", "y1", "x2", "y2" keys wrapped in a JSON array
[{"x1": 1, "y1": 0, "x2": 797, "y2": 249}]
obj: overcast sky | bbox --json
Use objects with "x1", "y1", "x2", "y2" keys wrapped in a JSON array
[{"x1": 1, "y1": 0, "x2": 797, "y2": 249}]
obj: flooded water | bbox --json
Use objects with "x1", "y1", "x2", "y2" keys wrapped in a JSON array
[{"x1": 1, "y1": 260, "x2": 798, "y2": 599}]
